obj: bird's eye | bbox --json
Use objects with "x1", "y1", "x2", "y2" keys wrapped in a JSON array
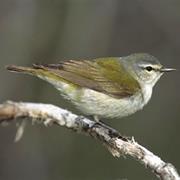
[{"x1": 145, "y1": 66, "x2": 153, "y2": 72}]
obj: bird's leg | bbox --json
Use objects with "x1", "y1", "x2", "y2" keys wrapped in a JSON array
[
  {"x1": 93, "y1": 115, "x2": 109, "y2": 125},
  {"x1": 93, "y1": 115, "x2": 100, "y2": 122},
  {"x1": 90, "y1": 115, "x2": 110, "y2": 127},
  {"x1": 90, "y1": 116, "x2": 130, "y2": 141},
  {"x1": 93, "y1": 115, "x2": 110, "y2": 127}
]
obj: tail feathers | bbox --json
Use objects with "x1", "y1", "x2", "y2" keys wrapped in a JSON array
[
  {"x1": 32, "y1": 63, "x2": 47, "y2": 69},
  {"x1": 7, "y1": 62, "x2": 64, "y2": 73},
  {"x1": 32, "y1": 63, "x2": 62, "y2": 70},
  {"x1": 6, "y1": 65, "x2": 36, "y2": 74},
  {"x1": 6, "y1": 64, "x2": 63, "y2": 82}
]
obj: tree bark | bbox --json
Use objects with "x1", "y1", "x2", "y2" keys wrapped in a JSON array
[{"x1": 0, "y1": 101, "x2": 179, "y2": 180}]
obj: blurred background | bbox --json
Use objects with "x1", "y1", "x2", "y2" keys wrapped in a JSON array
[{"x1": 0, "y1": 0, "x2": 180, "y2": 179}]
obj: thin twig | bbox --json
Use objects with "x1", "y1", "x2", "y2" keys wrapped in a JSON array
[{"x1": 0, "y1": 101, "x2": 179, "y2": 180}]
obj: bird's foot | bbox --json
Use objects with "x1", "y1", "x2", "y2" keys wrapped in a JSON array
[{"x1": 93, "y1": 115, "x2": 100, "y2": 122}]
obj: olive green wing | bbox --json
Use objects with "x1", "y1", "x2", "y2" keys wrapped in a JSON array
[{"x1": 33, "y1": 57, "x2": 140, "y2": 98}]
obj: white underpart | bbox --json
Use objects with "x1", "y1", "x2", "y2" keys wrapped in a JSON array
[
  {"x1": 39, "y1": 75, "x2": 154, "y2": 119},
  {"x1": 73, "y1": 84, "x2": 153, "y2": 119}
]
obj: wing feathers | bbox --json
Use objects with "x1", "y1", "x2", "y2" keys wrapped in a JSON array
[{"x1": 32, "y1": 59, "x2": 140, "y2": 98}]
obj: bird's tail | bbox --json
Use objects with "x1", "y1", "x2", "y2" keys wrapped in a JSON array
[
  {"x1": 6, "y1": 64, "x2": 61, "y2": 86},
  {"x1": 6, "y1": 64, "x2": 40, "y2": 75},
  {"x1": 6, "y1": 64, "x2": 77, "y2": 96}
]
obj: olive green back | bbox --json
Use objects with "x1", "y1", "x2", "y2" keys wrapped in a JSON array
[{"x1": 33, "y1": 57, "x2": 141, "y2": 98}]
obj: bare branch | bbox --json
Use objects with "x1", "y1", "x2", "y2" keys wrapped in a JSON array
[{"x1": 0, "y1": 101, "x2": 179, "y2": 180}]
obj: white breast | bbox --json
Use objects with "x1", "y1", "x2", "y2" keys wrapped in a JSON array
[
  {"x1": 73, "y1": 84, "x2": 153, "y2": 119},
  {"x1": 39, "y1": 75, "x2": 153, "y2": 119},
  {"x1": 141, "y1": 84, "x2": 153, "y2": 106}
]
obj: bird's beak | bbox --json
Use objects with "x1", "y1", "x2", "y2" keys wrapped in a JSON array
[{"x1": 160, "y1": 67, "x2": 176, "y2": 72}]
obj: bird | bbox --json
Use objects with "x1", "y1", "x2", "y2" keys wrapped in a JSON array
[{"x1": 6, "y1": 53, "x2": 175, "y2": 121}]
